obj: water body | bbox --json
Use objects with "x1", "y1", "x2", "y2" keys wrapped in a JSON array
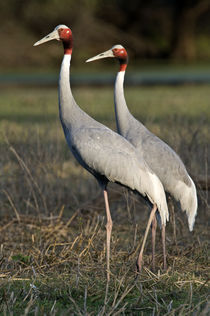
[{"x1": 1, "y1": 71, "x2": 210, "y2": 87}]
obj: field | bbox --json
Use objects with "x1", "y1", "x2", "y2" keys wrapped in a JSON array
[{"x1": 0, "y1": 85, "x2": 209, "y2": 315}]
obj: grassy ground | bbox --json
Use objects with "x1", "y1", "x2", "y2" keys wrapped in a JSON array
[{"x1": 0, "y1": 85, "x2": 209, "y2": 315}]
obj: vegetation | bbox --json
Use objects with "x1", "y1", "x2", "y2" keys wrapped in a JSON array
[
  {"x1": 1, "y1": 0, "x2": 210, "y2": 70},
  {"x1": 1, "y1": 0, "x2": 209, "y2": 313},
  {"x1": 0, "y1": 85, "x2": 209, "y2": 314}
]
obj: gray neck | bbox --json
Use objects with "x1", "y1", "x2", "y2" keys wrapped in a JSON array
[
  {"x1": 114, "y1": 71, "x2": 130, "y2": 134},
  {"x1": 58, "y1": 54, "x2": 82, "y2": 128}
]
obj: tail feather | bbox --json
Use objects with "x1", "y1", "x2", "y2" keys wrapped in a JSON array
[
  {"x1": 146, "y1": 172, "x2": 169, "y2": 226},
  {"x1": 174, "y1": 177, "x2": 197, "y2": 231},
  {"x1": 183, "y1": 177, "x2": 197, "y2": 231}
]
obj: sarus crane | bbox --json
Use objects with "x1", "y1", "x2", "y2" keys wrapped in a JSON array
[
  {"x1": 86, "y1": 45, "x2": 197, "y2": 270},
  {"x1": 34, "y1": 27, "x2": 169, "y2": 280}
]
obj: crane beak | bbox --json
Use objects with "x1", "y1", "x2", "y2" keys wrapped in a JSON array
[
  {"x1": 33, "y1": 29, "x2": 60, "y2": 46},
  {"x1": 86, "y1": 49, "x2": 114, "y2": 62}
]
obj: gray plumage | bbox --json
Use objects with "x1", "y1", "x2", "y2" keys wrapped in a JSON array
[
  {"x1": 34, "y1": 27, "x2": 169, "y2": 276},
  {"x1": 114, "y1": 63, "x2": 197, "y2": 231},
  {"x1": 33, "y1": 26, "x2": 169, "y2": 225},
  {"x1": 87, "y1": 44, "x2": 197, "y2": 231},
  {"x1": 59, "y1": 54, "x2": 169, "y2": 225}
]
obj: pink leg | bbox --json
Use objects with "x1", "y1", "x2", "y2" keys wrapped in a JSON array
[
  {"x1": 137, "y1": 204, "x2": 157, "y2": 272},
  {"x1": 152, "y1": 215, "x2": 157, "y2": 272},
  {"x1": 103, "y1": 189, "x2": 113, "y2": 282},
  {"x1": 162, "y1": 224, "x2": 167, "y2": 270}
]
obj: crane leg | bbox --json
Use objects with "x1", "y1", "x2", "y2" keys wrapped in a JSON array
[
  {"x1": 161, "y1": 224, "x2": 167, "y2": 270},
  {"x1": 103, "y1": 189, "x2": 113, "y2": 282},
  {"x1": 152, "y1": 215, "x2": 157, "y2": 272},
  {"x1": 136, "y1": 204, "x2": 157, "y2": 272}
]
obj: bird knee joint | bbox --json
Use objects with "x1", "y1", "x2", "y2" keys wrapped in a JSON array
[{"x1": 106, "y1": 220, "x2": 113, "y2": 230}]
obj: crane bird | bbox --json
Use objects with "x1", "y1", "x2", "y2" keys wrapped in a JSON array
[
  {"x1": 34, "y1": 27, "x2": 169, "y2": 280},
  {"x1": 86, "y1": 45, "x2": 198, "y2": 270}
]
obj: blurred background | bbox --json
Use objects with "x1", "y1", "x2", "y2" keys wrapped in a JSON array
[
  {"x1": 1, "y1": 0, "x2": 210, "y2": 84},
  {"x1": 0, "y1": 2, "x2": 209, "y2": 313},
  {"x1": 0, "y1": 0, "x2": 210, "y2": 213}
]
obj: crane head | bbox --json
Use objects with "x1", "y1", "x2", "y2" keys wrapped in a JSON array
[
  {"x1": 86, "y1": 45, "x2": 128, "y2": 63},
  {"x1": 33, "y1": 25, "x2": 72, "y2": 46}
]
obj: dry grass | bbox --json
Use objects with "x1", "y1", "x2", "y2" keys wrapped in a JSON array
[
  {"x1": 0, "y1": 202, "x2": 209, "y2": 315},
  {"x1": 0, "y1": 86, "x2": 209, "y2": 314}
]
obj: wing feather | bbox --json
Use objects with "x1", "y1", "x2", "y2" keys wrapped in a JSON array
[{"x1": 71, "y1": 127, "x2": 169, "y2": 225}]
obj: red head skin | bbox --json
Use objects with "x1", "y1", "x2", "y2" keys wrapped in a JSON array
[
  {"x1": 58, "y1": 28, "x2": 73, "y2": 55},
  {"x1": 112, "y1": 48, "x2": 128, "y2": 71}
]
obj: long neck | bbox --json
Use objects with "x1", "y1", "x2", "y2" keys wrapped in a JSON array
[
  {"x1": 58, "y1": 53, "x2": 81, "y2": 128},
  {"x1": 114, "y1": 70, "x2": 130, "y2": 134}
]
